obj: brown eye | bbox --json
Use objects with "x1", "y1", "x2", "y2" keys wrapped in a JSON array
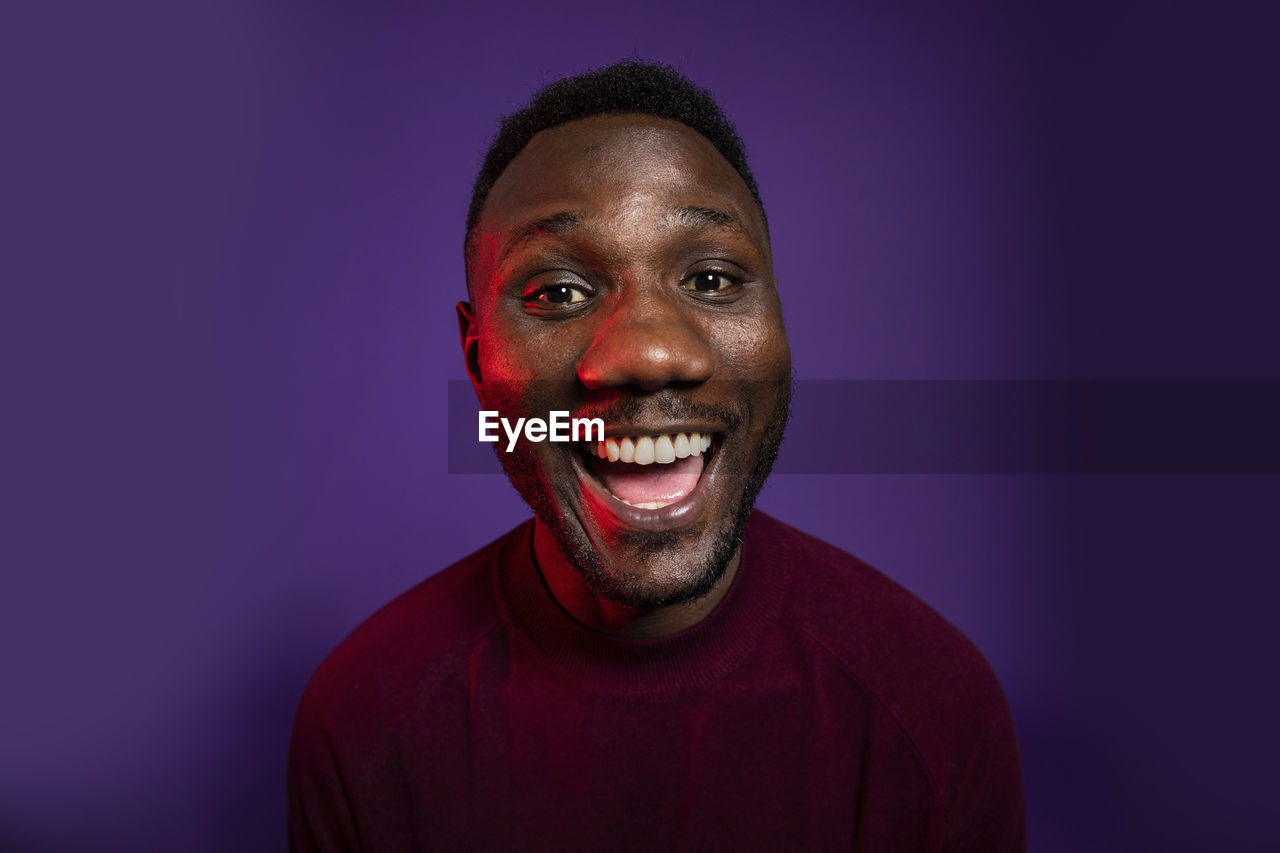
[
  {"x1": 537, "y1": 284, "x2": 588, "y2": 304},
  {"x1": 682, "y1": 272, "x2": 736, "y2": 293}
]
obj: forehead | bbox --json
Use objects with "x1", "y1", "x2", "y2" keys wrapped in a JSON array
[{"x1": 475, "y1": 114, "x2": 768, "y2": 264}]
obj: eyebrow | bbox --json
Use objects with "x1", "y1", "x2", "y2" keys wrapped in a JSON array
[
  {"x1": 498, "y1": 211, "x2": 584, "y2": 266},
  {"x1": 670, "y1": 205, "x2": 748, "y2": 234},
  {"x1": 497, "y1": 204, "x2": 750, "y2": 266}
]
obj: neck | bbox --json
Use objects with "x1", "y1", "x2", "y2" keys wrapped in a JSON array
[{"x1": 531, "y1": 519, "x2": 741, "y2": 640}]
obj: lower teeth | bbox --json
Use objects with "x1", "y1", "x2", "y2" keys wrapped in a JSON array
[{"x1": 623, "y1": 499, "x2": 672, "y2": 510}]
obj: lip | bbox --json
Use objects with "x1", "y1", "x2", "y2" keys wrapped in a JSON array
[{"x1": 571, "y1": 433, "x2": 723, "y2": 533}]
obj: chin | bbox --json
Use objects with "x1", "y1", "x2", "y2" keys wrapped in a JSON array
[
  {"x1": 579, "y1": 521, "x2": 745, "y2": 609},
  {"x1": 537, "y1": 467, "x2": 756, "y2": 609}
]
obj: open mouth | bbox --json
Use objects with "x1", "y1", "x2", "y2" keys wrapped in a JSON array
[
  {"x1": 572, "y1": 430, "x2": 722, "y2": 530},
  {"x1": 588, "y1": 432, "x2": 716, "y2": 508}
]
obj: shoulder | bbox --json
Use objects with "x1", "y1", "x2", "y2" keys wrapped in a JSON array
[
  {"x1": 750, "y1": 512, "x2": 980, "y2": 659},
  {"x1": 749, "y1": 511, "x2": 1023, "y2": 839},
  {"x1": 293, "y1": 522, "x2": 527, "y2": 736},
  {"x1": 751, "y1": 511, "x2": 1003, "y2": 704},
  {"x1": 288, "y1": 523, "x2": 532, "y2": 846}
]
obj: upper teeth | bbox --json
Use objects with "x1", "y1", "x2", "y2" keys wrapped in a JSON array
[{"x1": 595, "y1": 432, "x2": 713, "y2": 465}]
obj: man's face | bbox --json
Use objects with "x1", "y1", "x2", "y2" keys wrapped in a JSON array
[{"x1": 461, "y1": 114, "x2": 791, "y2": 607}]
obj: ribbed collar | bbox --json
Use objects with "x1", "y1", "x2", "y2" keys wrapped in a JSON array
[{"x1": 492, "y1": 512, "x2": 792, "y2": 699}]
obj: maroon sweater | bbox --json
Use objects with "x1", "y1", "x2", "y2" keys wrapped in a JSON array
[{"x1": 288, "y1": 512, "x2": 1025, "y2": 851}]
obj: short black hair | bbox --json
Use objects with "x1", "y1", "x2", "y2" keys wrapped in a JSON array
[{"x1": 465, "y1": 59, "x2": 765, "y2": 272}]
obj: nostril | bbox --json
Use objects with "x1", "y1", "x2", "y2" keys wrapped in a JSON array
[{"x1": 577, "y1": 334, "x2": 715, "y2": 391}]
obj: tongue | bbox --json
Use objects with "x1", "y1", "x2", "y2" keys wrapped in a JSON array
[{"x1": 592, "y1": 453, "x2": 704, "y2": 504}]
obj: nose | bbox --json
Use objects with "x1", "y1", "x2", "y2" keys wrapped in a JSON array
[{"x1": 577, "y1": 287, "x2": 715, "y2": 391}]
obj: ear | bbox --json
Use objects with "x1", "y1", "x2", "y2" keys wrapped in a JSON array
[{"x1": 456, "y1": 301, "x2": 482, "y2": 391}]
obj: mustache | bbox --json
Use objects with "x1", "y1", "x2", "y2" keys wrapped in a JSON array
[
  {"x1": 479, "y1": 380, "x2": 782, "y2": 433},
  {"x1": 572, "y1": 392, "x2": 744, "y2": 432}
]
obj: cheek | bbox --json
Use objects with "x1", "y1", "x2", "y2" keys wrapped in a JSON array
[
  {"x1": 477, "y1": 324, "x2": 546, "y2": 388},
  {"x1": 477, "y1": 312, "x2": 534, "y2": 383},
  {"x1": 477, "y1": 324, "x2": 585, "y2": 415},
  {"x1": 478, "y1": 308, "x2": 591, "y2": 380},
  {"x1": 478, "y1": 341, "x2": 530, "y2": 387},
  {"x1": 719, "y1": 311, "x2": 791, "y2": 378}
]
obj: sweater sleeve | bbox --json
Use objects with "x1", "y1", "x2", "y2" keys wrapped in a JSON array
[
  {"x1": 940, "y1": 659, "x2": 1027, "y2": 852},
  {"x1": 287, "y1": 698, "x2": 362, "y2": 853}
]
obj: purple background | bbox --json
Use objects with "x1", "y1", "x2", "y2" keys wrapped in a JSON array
[{"x1": 4, "y1": 1, "x2": 1277, "y2": 850}]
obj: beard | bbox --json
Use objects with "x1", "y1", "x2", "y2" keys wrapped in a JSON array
[{"x1": 491, "y1": 380, "x2": 792, "y2": 609}]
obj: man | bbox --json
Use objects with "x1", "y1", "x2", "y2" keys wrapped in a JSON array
[{"x1": 289, "y1": 60, "x2": 1025, "y2": 851}]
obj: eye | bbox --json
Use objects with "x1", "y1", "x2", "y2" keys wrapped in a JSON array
[
  {"x1": 520, "y1": 270, "x2": 595, "y2": 315},
  {"x1": 530, "y1": 283, "x2": 589, "y2": 305},
  {"x1": 681, "y1": 272, "x2": 739, "y2": 294}
]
